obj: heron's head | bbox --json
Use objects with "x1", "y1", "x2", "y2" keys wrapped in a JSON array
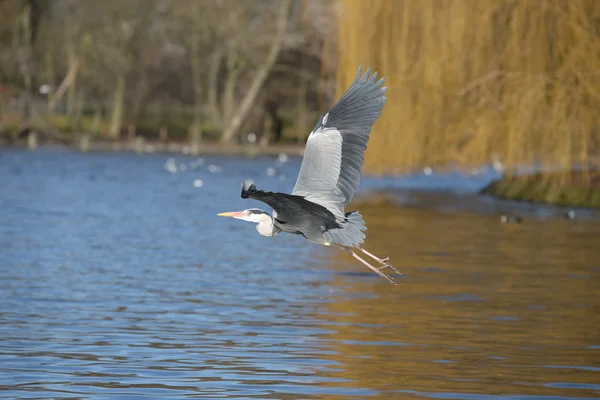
[{"x1": 217, "y1": 208, "x2": 271, "y2": 223}]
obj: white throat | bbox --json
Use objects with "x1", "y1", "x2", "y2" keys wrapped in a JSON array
[{"x1": 256, "y1": 216, "x2": 277, "y2": 237}]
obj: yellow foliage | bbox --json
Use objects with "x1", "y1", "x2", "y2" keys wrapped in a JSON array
[{"x1": 336, "y1": 0, "x2": 600, "y2": 177}]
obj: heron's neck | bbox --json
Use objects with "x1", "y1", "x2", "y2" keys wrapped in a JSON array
[{"x1": 256, "y1": 215, "x2": 277, "y2": 237}]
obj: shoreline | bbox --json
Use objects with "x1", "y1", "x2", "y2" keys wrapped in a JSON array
[
  {"x1": 352, "y1": 188, "x2": 600, "y2": 221},
  {"x1": 6, "y1": 135, "x2": 600, "y2": 211},
  {"x1": 0, "y1": 137, "x2": 306, "y2": 158},
  {"x1": 480, "y1": 171, "x2": 600, "y2": 210}
]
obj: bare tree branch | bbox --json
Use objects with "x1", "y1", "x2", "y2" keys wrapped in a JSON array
[{"x1": 221, "y1": 0, "x2": 292, "y2": 143}]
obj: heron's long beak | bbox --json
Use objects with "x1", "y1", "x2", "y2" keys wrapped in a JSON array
[{"x1": 217, "y1": 211, "x2": 244, "y2": 218}]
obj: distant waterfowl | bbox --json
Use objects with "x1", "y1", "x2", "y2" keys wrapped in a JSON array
[
  {"x1": 566, "y1": 210, "x2": 575, "y2": 220},
  {"x1": 500, "y1": 215, "x2": 522, "y2": 223}
]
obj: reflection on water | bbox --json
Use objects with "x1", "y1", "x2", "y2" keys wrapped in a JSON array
[
  {"x1": 0, "y1": 148, "x2": 599, "y2": 399},
  {"x1": 320, "y1": 203, "x2": 600, "y2": 399}
]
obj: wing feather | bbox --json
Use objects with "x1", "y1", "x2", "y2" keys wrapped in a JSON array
[{"x1": 292, "y1": 66, "x2": 387, "y2": 212}]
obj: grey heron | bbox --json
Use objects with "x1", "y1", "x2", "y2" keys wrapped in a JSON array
[{"x1": 218, "y1": 66, "x2": 401, "y2": 284}]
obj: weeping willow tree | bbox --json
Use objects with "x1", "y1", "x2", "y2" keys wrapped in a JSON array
[{"x1": 336, "y1": 0, "x2": 600, "y2": 181}]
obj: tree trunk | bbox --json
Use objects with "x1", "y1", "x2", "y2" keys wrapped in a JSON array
[
  {"x1": 222, "y1": 46, "x2": 242, "y2": 123},
  {"x1": 207, "y1": 48, "x2": 222, "y2": 127},
  {"x1": 47, "y1": 56, "x2": 79, "y2": 112},
  {"x1": 108, "y1": 73, "x2": 125, "y2": 138},
  {"x1": 130, "y1": 70, "x2": 148, "y2": 121},
  {"x1": 190, "y1": 5, "x2": 203, "y2": 143},
  {"x1": 296, "y1": 56, "x2": 309, "y2": 143},
  {"x1": 19, "y1": 2, "x2": 32, "y2": 126},
  {"x1": 45, "y1": 43, "x2": 55, "y2": 113},
  {"x1": 91, "y1": 103, "x2": 102, "y2": 135},
  {"x1": 19, "y1": 3, "x2": 32, "y2": 92},
  {"x1": 73, "y1": 88, "x2": 84, "y2": 134},
  {"x1": 220, "y1": 0, "x2": 292, "y2": 143},
  {"x1": 9, "y1": 20, "x2": 19, "y2": 81},
  {"x1": 66, "y1": 41, "x2": 78, "y2": 122}
]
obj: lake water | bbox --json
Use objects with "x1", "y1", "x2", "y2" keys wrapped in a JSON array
[{"x1": 1, "y1": 147, "x2": 599, "y2": 399}]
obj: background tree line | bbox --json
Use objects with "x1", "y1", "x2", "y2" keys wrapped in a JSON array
[
  {"x1": 1, "y1": 0, "x2": 599, "y2": 181},
  {"x1": 0, "y1": 0, "x2": 336, "y2": 145},
  {"x1": 337, "y1": 0, "x2": 600, "y2": 179}
]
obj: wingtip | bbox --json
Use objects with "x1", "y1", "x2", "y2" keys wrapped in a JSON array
[
  {"x1": 355, "y1": 65, "x2": 363, "y2": 82},
  {"x1": 370, "y1": 71, "x2": 378, "y2": 83},
  {"x1": 364, "y1": 67, "x2": 372, "y2": 80},
  {"x1": 354, "y1": 66, "x2": 386, "y2": 87}
]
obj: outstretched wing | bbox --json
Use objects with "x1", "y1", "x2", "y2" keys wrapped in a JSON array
[{"x1": 292, "y1": 66, "x2": 387, "y2": 212}]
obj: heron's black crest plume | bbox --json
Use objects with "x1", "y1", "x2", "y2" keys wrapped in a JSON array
[{"x1": 241, "y1": 181, "x2": 257, "y2": 199}]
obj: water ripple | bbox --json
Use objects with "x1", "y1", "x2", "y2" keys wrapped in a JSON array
[{"x1": 1, "y1": 148, "x2": 599, "y2": 399}]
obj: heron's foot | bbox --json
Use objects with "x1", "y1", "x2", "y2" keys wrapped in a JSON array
[
  {"x1": 363, "y1": 262, "x2": 397, "y2": 285},
  {"x1": 357, "y1": 247, "x2": 401, "y2": 277},
  {"x1": 339, "y1": 245, "x2": 397, "y2": 285},
  {"x1": 378, "y1": 262, "x2": 402, "y2": 275},
  {"x1": 374, "y1": 268, "x2": 397, "y2": 285}
]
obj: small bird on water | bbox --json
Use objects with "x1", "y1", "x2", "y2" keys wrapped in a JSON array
[
  {"x1": 500, "y1": 214, "x2": 522, "y2": 223},
  {"x1": 218, "y1": 66, "x2": 401, "y2": 284}
]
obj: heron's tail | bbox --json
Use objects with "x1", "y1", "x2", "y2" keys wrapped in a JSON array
[{"x1": 324, "y1": 210, "x2": 367, "y2": 248}]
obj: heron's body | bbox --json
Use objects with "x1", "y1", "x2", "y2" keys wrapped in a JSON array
[
  {"x1": 240, "y1": 184, "x2": 361, "y2": 246},
  {"x1": 218, "y1": 66, "x2": 401, "y2": 284}
]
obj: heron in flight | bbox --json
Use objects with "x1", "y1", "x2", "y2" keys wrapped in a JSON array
[{"x1": 218, "y1": 66, "x2": 400, "y2": 284}]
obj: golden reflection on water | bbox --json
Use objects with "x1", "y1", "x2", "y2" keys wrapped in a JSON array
[{"x1": 315, "y1": 202, "x2": 600, "y2": 399}]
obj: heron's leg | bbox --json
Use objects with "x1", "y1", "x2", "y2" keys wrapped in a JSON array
[
  {"x1": 334, "y1": 244, "x2": 396, "y2": 285},
  {"x1": 359, "y1": 248, "x2": 390, "y2": 264},
  {"x1": 359, "y1": 247, "x2": 402, "y2": 275}
]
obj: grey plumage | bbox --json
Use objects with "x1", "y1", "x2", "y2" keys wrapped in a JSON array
[
  {"x1": 292, "y1": 66, "x2": 386, "y2": 247},
  {"x1": 241, "y1": 181, "x2": 339, "y2": 242},
  {"x1": 220, "y1": 66, "x2": 400, "y2": 284},
  {"x1": 293, "y1": 66, "x2": 387, "y2": 208}
]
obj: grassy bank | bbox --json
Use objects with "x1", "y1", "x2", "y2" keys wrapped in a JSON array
[{"x1": 481, "y1": 170, "x2": 600, "y2": 209}]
